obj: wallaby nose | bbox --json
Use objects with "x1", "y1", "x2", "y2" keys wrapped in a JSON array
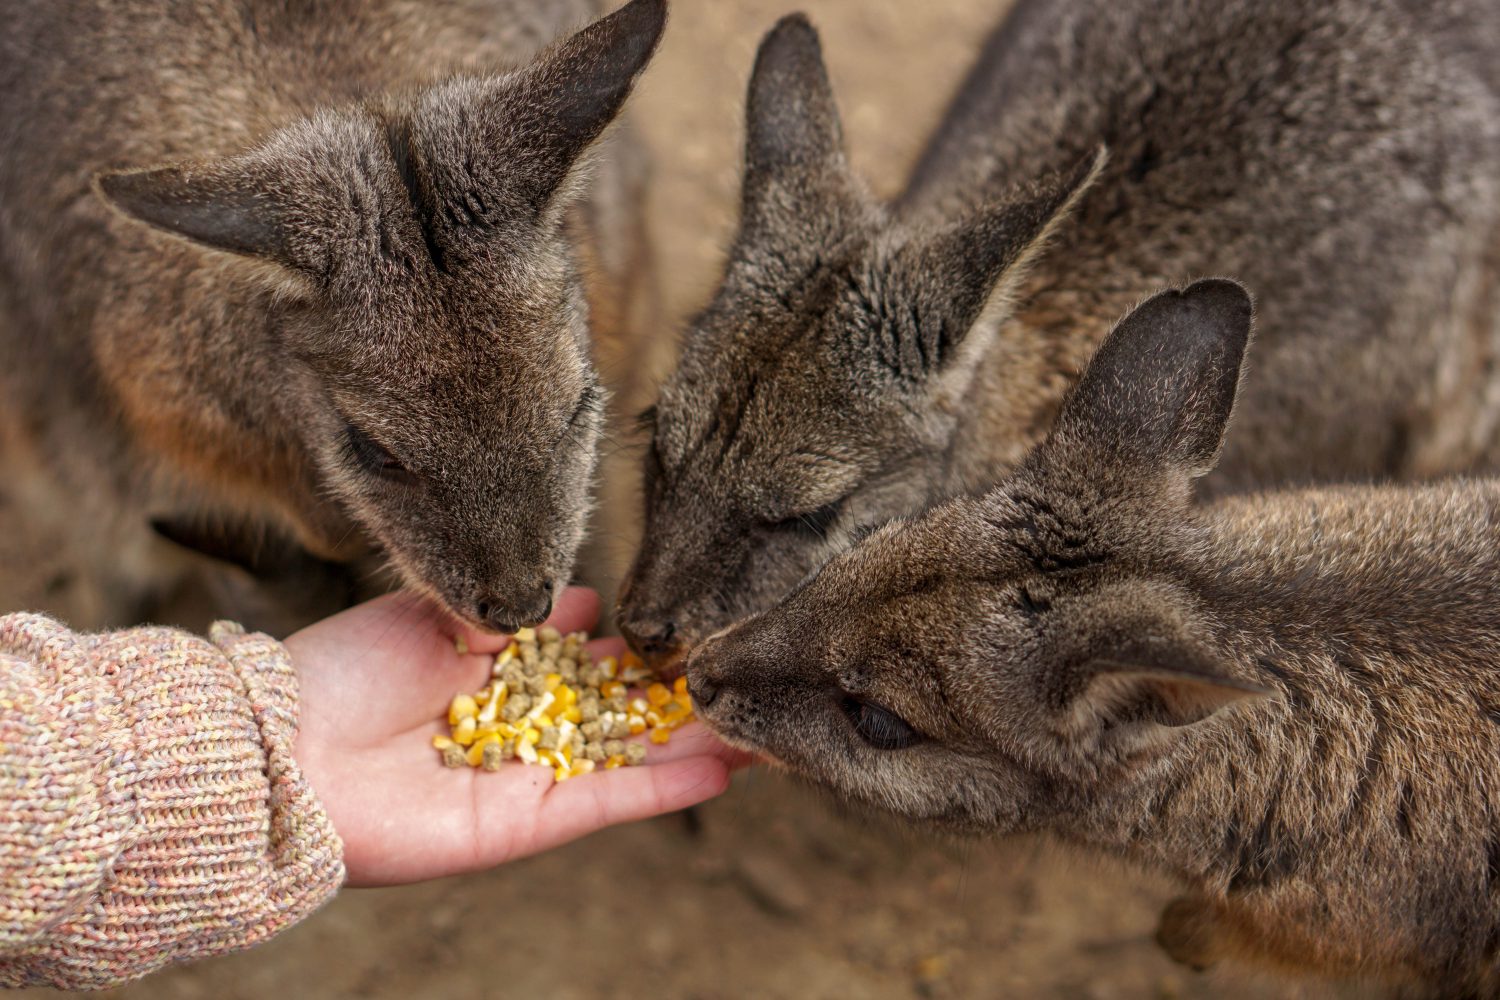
[
  {"x1": 620, "y1": 616, "x2": 680, "y2": 660},
  {"x1": 687, "y1": 673, "x2": 720, "y2": 709},
  {"x1": 475, "y1": 581, "x2": 553, "y2": 634},
  {"x1": 685, "y1": 640, "x2": 728, "y2": 712}
]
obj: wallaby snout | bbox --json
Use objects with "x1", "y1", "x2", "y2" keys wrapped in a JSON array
[{"x1": 474, "y1": 581, "x2": 554, "y2": 634}]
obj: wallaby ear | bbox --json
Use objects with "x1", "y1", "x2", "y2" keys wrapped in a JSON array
[
  {"x1": 1052, "y1": 278, "x2": 1254, "y2": 478},
  {"x1": 744, "y1": 14, "x2": 844, "y2": 183},
  {"x1": 1077, "y1": 660, "x2": 1269, "y2": 731},
  {"x1": 1048, "y1": 583, "x2": 1269, "y2": 748},
  {"x1": 408, "y1": 0, "x2": 666, "y2": 232},
  {"x1": 879, "y1": 149, "x2": 1104, "y2": 379},
  {"x1": 96, "y1": 160, "x2": 295, "y2": 267},
  {"x1": 511, "y1": 0, "x2": 665, "y2": 209}
]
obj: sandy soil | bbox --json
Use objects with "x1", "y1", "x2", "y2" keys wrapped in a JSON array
[
  {"x1": 15, "y1": 775, "x2": 1358, "y2": 1000},
  {"x1": 18, "y1": 2, "x2": 1377, "y2": 998}
]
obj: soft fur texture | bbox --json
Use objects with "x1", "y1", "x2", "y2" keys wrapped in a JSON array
[
  {"x1": 0, "y1": 0, "x2": 666, "y2": 631},
  {"x1": 689, "y1": 280, "x2": 1500, "y2": 993},
  {"x1": 620, "y1": 0, "x2": 1500, "y2": 668}
]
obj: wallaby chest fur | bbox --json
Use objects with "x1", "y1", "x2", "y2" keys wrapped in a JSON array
[
  {"x1": 621, "y1": 0, "x2": 1500, "y2": 668},
  {"x1": 0, "y1": 0, "x2": 661, "y2": 629}
]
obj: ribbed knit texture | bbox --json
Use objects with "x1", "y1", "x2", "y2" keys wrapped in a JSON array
[{"x1": 0, "y1": 614, "x2": 345, "y2": 990}]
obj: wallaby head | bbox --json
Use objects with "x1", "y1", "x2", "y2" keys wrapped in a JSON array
[
  {"x1": 93, "y1": 0, "x2": 667, "y2": 632},
  {"x1": 619, "y1": 13, "x2": 1102, "y2": 667},
  {"x1": 687, "y1": 279, "x2": 1266, "y2": 831}
]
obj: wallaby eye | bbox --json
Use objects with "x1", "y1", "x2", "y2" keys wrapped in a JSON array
[
  {"x1": 344, "y1": 422, "x2": 411, "y2": 481},
  {"x1": 841, "y1": 696, "x2": 921, "y2": 750},
  {"x1": 769, "y1": 500, "x2": 842, "y2": 537}
]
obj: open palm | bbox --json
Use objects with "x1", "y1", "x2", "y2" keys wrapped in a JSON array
[{"x1": 285, "y1": 587, "x2": 746, "y2": 887}]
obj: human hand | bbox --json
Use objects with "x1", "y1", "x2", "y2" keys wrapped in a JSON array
[{"x1": 285, "y1": 587, "x2": 748, "y2": 887}]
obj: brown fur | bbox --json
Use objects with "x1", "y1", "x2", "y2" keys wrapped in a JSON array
[
  {"x1": 688, "y1": 280, "x2": 1500, "y2": 993},
  {"x1": 620, "y1": 0, "x2": 1500, "y2": 669},
  {"x1": 0, "y1": 0, "x2": 666, "y2": 631}
]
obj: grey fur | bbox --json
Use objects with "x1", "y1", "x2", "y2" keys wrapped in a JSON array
[
  {"x1": 620, "y1": 0, "x2": 1500, "y2": 668},
  {"x1": 688, "y1": 280, "x2": 1500, "y2": 992},
  {"x1": 0, "y1": 0, "x2": 666, "y2": 631}
]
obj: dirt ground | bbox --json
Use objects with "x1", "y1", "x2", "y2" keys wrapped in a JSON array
[{"x1": 20, "y1": 2, "x2": 1376, "y2": 998}]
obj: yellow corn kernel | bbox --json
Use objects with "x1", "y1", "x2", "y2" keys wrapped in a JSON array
[
  {"x1": 476, "y1": 720, "x2": 506, "y2": 737},
  {"x1": 544, "y1": 672, "x2": 563, "y2": 692},
  {"x1": 539, "y1": 746, "x2": 572, "y2": 769},
  {"x1": 572, "y1": 758, "x2": 596, "y2": 776},
  {"x1": 497, "y1": 643, "x2": 517, "y2": 666},
  {"x1": 514, "y1": 627, "x2": 537, "y2": 642},
  {"x1": 553, "y1": 765, "x2": 572, "y2": 782},
  {"x1": 452, "y1": 716, "x2": 478, "y2": 745},
  {"x1": 646, "y1": 683, "x2": 671, "y2": 707},
  {"x1": 621, "y1": 651, "x2": 646, "y2": 672},
  {"x1": 465, "y1": 741, "x2": 489, "y2": 767},
  {"x1": 526, "y1": 690, "x2": 556, "y2": 721},
  {"x1": 560, "y1": 706, "x2": 583, "y2": 724},
  {"x1": 628, "y1": 718, "x2": 647, "y2": 735},
  {"x1": 629, "y1": 697, "x2": 650, "y2": 715},
  {"x1": 448, "y1": 694, "x2": 479, "y2": 726},
  {"x1": 644, "y1": 710, "x2": 662, "y2": 727},
  {"x1": 521, "y1": 727, "x2": 541, "y2": 746},
  {"x1": 599, "y1": 655, "x2": 619, "y2": 679},
  {"x1": 650, "y1": 727, "x2": 671, "y2": 745},
  {"x1": 477, "y1": 681, "x2": 508, "y2": 723},
  {"x1": 599, "y1": 680, "x2": 625, "y2": 699},
  {"x1": 432, "y1": 733, "x2": 455, "y2": 751},
  {"x1": 534, "y1": 713, "x2": 555, "y2": 730},
  {"x1": 673, "y1": 676, "x2": 690, "y2": 697},
  {"x1": 604, "y1": 754, "x2": 626, "y2": 770}
]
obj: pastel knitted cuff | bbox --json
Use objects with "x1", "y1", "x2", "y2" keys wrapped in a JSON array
[{"x1": 0, "y1": 615, "x2": 345, "y2": 990}]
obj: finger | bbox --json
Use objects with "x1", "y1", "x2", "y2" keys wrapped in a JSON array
[
  {"x1": 518, "y1": 755, "x2": 732, "y2": 855},
  {"x1": 545, "y1": 585, "x2": 602, "y2": 637}
]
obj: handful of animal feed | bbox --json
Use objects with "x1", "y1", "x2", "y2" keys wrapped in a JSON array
[{"x1": 433, "y1": 625, "x2": 695, "y2": 782}]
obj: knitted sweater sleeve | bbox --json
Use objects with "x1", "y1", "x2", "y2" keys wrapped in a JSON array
[{"x1": 0, "y1": 614, "x2": 345, "y2": 990}]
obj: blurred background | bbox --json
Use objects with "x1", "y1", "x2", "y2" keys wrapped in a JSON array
[{"x1": 16, "y1": 2, "x2": 1363, "y2": 997}]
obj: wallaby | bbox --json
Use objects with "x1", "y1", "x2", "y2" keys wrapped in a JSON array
[
  {"x1": 619, "y1": 0, "x2": 1500, "y2": 669},
  {"x1": 686, "y1": 279, "x2": 1500, "y2": 993},
  {"x1": 0, "y1": 0, "x2": 667, "y2": 632}
]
